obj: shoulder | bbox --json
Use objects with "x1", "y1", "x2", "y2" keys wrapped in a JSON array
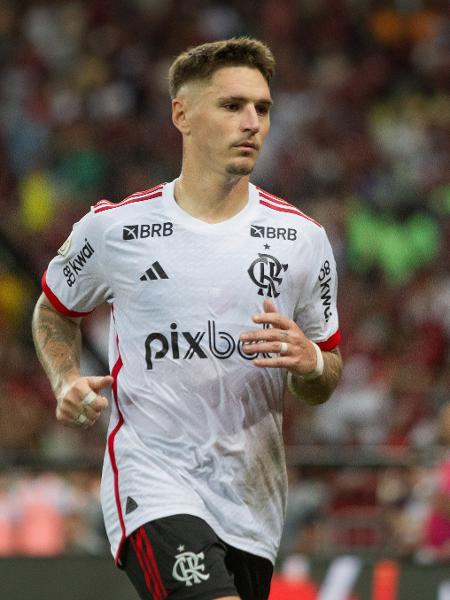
[
  {"x1": 91, "y1": 182, "x2": 165, "y2": 217},
  {"x1": 255, "y1": 186, "x2": 323, "y2": 232}
]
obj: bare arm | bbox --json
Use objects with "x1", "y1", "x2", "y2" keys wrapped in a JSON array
[
  {"x1": 240, "y1": 299, "x2": 343, "y2": 405},
  {"x1": 287, "y1": 347, "x2": 343, "y2": 405},
  {"x1": 32, "y1": 294, "x2": 82, "y2": 397},
  {"x1": 32, "y1": 294, "x2": 112, "y2": 428}
]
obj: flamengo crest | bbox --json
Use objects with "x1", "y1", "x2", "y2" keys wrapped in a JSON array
[
  {"x1": 172, "y1": 546, "x2": 210, "y2": 587},
  {"x1": 248, "y1": 253, "x2": 288, "y2": 298}
]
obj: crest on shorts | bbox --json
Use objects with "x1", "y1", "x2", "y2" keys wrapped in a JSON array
[{"x1": 172, "y1": 545, "x2": 210, "y2": 587}]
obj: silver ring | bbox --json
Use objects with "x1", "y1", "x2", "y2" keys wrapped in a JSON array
[
  {"x1": 76, "y1": 413, "x2": 87, "y2": 425},
  {"x1": 280, "y1": 341, "x2": 289, "y2": 354},
  {"x1": 82, "y1": 391, "x2": 97, "y2": 407}
]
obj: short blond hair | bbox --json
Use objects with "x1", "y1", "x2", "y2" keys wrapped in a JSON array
[{"x1": 168, "y1": 37, "x2": 275, "y2": 99}]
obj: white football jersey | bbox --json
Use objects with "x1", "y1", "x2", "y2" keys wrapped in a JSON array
[{"x1": 43, "y1": 180, "x2": 340, "y2": 565}]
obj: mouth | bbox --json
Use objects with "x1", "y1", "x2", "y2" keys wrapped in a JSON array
[{"x1": 233, "y1": 141, "x2": 259, "y2": 152}]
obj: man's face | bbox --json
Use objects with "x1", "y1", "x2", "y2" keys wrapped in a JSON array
[{"x1": 176, "y1": 66, "x2": 272, "y2": 177}]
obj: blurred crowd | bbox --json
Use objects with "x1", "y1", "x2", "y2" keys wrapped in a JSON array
[{"x1": 0, "y1": 0, "x2": 449, "y2": 560}]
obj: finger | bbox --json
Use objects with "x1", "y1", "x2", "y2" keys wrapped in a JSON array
[
  {"x1": 82, "y1": 390, "x2": 97, "y2": 407},
  {"x1": 82, "y1": 390, "x2": 109, "y2": 413},
  {"x1": 57, "y1": 407, "x2": 93, "y2": 429},
  {"x1": 240, "y1": 328, "x2": 288, "y2": 343},
  {"x1": 75, "y1": 413, "x2": 88, "y2": 426},
  {"x1": 252, "y1": 311, "x2": 291, "y2": 330},
  {"x1": 263, "y1": 298, "x2": 277, "y2": 313},
  {"x1": 56, "y1": 406, "x2": 75, "y2": 426},
  {"x1": 241, "y1": 341, "x2": 282, "y2": 354},
  {"x1": 280, "y1": 341, "x2": 289, "y2": 354},
  {"x1": 76, "y1": 405, "x2": 104, "y2": 429},
  {"x1": 252, "y1": 356, "x2": 295, "y2": 368},
  {"x1": 82, "y1": 398, "x2": 109, "y2": 421},
  {"x1": 80, "y1": 414, "x2": 98, "y2": 429},
  {"x1": 85, "y1": 375, "x2": 114, "y2": 391},
  {"x1": 58, "y1": 389, "x2": 105, "y2": 421}
]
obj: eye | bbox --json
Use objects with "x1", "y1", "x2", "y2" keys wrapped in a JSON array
[
  {"x1": 224, "y1": 103, "x2": 240, "y2": 112},
  {"x1": 256, "y1": 104, "x2": 270, "y2": 115}
]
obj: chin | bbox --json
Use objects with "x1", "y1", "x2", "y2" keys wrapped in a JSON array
[{"x1": 225, "y1": 161, "x2": 255, "y2": 176}]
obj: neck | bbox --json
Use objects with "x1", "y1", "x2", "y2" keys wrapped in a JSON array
[{"x1": 174, "y1": 166, "x2": 250, "y2": 224}]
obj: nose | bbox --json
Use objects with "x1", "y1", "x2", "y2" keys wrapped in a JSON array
[{"x1": 241, "y1": 104, "x2": 260, "y2": 133}]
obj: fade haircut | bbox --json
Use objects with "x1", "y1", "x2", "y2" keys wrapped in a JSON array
[{"x1": 168, "y1": 37, "x2": 275, "y2": 99}]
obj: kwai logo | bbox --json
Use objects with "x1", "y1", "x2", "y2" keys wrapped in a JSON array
[
  {"x1": 144, "y1": 321, "x2": 271, "y2": 370},
  {"x1": 63, "y1": 239, "x2": 95, "y2": 287},
  {"x1": 319, "y1": 260, "x2": 333, "y2": 322}
]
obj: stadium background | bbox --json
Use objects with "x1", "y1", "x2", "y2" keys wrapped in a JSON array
[{"x1": 0, "y1": 0, "x2": 449, "y2": 598}]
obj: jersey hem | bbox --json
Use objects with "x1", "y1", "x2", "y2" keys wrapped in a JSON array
[{"x1": 111, "y1": 507, "x2": 277, "y2": 567}]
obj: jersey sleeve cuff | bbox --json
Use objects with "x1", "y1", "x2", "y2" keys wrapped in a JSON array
[
  {"x1": 41, "y1": 270, "x2": 93, "y2": 318},
  {"x1": 316, "y1": 329, "x2": 341, "y2": 351}
]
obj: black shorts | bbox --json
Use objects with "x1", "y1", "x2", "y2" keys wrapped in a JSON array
[{"x1": 121, "y1": 514, "x2": 273, "y2": 600}]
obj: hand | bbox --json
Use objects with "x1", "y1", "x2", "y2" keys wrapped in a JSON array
[
  {"x1": 56, "y1": 375, "x2": 113, "y2": 429},
  {"x1": 240, "y1": 299, "x2": 318, "y2": 376}
]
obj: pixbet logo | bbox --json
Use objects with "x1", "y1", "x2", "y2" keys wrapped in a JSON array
[
  {"x1": 123, "y1": 222, "x2": 173, "y2": 240},
  {"x1": 144, "y1": 321, "x2": 271, "y2": 370},
  {"x1": 250, "y1": 225, "x2": 297, "y2": 240}
]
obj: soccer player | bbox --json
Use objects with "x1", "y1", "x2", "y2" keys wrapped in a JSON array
[{"x1": 32, "y1": 38, "x2": 343, "y2": 600}]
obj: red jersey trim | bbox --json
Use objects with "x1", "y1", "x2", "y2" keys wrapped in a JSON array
[
  {"x1": 94, "y1": 184, "x2": 164, "y2": 214},
  {"x1": 94, "y1": 183, "x2": 164, "y2": 208},
  {"x1": 316, "y1": 329, "x2": 341, "y2": 351},
  {"x1": 109, "y1": 349, "x2": 126, "y2": 566},
  {"x1": 95, "y1": 191, "x2": 163, "y2": 214},
  {"x1": 258, "y1": 189, "x2": 292, "y2": 206},
  {"x1": 41, "y1": 271, "x2": 93, "y2": 318},
  {"x1": 95, "y1": 186, "x2": 163, "y2": 209},
  {"x1": 258, "y1": 189, "x2": 322, "y2": 229}
]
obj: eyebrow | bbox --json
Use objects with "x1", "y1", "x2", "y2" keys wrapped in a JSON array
[{"x1": 218, "y1": 95, "x2": 273, "y2": 108}]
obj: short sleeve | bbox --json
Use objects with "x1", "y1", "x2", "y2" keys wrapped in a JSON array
[
  {"x1": 42, "y1": 209, "x2": 112, "y2": 317},
  {"x1": 294, "y1": 229, "x2": 341, "y2": 351}
]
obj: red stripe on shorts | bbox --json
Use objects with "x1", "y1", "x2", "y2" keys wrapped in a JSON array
[
  {"x1": 139, "y1": 527, "x2": 168, "y2": 599},
  {"x1": 131, "y1": 533, "x2": 158, "y2": 598}
]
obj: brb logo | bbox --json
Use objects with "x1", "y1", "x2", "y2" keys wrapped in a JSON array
[
  {"x1": 247, "y1": 253, "x2": 288, "y2": 298},
  {"x1": 144, "y1": 321, "x2": 271, "y2": 370},
  {"x1": 123, "y1": 222, "x2": 173, "y2": 240},
  {"x1": 250, "y1": 224, "x2": 297, "y2": 240}
]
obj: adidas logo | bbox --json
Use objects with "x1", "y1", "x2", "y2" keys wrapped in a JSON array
[
  {"x1": 125, "y1": 496, "x2": 138, "y2": 514},
  {"x1": 140, "y1": 261, "x2": 169, "y2": 281}
]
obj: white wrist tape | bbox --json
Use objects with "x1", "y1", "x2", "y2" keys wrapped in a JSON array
[
  {"x1": 302, "y1": 342, "x2": 324, "y2": 380},
  {"x1": 287, "y1": 342, "x2": 324, "y2": 394}
]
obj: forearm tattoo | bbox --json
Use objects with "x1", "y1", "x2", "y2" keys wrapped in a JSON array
[
  {"x1": 289, "y1": 348, "x2": 343, "y2": 405},
  {"x1": 32, "y1": 300, "x2": 81, "y2": 397}
]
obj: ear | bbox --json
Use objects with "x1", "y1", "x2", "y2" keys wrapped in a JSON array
[{"x1": 172, "y1": 97, "x2": 191, "y2": 135}]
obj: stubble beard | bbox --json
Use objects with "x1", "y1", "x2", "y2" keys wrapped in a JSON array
[{"x1": 225, "y1": 161, "x2": 254, "y2": 177}]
